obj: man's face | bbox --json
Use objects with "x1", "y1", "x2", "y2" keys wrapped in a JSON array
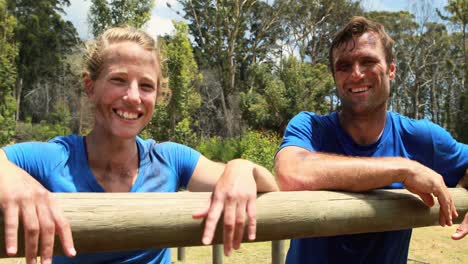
[{"x1": 332, "y1": 31, "x2": 395, "y2": 115}]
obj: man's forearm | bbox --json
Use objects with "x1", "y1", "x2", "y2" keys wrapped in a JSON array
[{"x1": 275, "y1": 147, "x2": 419, "y2": 191}]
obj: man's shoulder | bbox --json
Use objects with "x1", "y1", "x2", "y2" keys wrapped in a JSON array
[
  {"x1": 290, "y1": 111, "x2": 336, "y2": 126},
  {"x1": 388, "y1": 111, "x2": 433, "y2": 132},
  {"x1": 387, "y1": 111, "x2": 454, "y2": 146},
  {"x1": 293, "y1": 111, "x2": 335, "y2": 119}
]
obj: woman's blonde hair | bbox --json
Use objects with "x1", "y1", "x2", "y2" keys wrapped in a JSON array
[{"x1": 83, "y1": 26, "x2": 162, "y2": 94}]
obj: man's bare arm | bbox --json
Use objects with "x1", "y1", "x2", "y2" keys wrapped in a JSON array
[{"x1": 275, "y1": 146, "x2": 457, "y2": 226}]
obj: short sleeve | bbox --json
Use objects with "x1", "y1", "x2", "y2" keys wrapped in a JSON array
[
  {"x1": 278, "y1": 112, "x2": 319, "y2": 153},
  {"x1": 3, "y1": 142, "x2": 68, "y2": 184},
  {"x1": 428, "y1": 122, "x2": 468, "y2": 187},
  {"x1": 154, "y1": 142, "x2": 201, "y2": 188}
]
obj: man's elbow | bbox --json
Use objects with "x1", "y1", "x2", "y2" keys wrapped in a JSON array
[{"x1": 275, "y1": 163, "x2": 310, "y2": 191}]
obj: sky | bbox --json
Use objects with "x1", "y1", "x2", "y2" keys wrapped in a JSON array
[{"x1": 63, "y1": 0, "x2": 449, "y2": 40}]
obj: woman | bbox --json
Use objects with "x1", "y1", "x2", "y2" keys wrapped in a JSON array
[{"x1": 0, "y1": 27, "x2": 278, "y2": 264}]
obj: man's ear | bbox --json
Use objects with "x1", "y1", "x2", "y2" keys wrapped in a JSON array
[
  {"x1": 388, "y1": 60, "x2": 396, "y2": 80},
  {"x1": 83, "y1": 73, "x2": 94, "y2": 98}
]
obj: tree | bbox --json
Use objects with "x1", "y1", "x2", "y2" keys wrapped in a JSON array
[
  {"x1": 0, "y1": 0, "x2": 17, "y2": 144},
  {"x1": 88, "y1": 0, "x2": 155, "y2": 37},
  {"x1": 7, "y1": 0, "x2": 79, "y2": 122},
  {"x1": 437, "y1": 0, "x2": 468, "y2": 142},
  {"x1": 177, "y1": 0, "x2": 286, "y2": 136},
  {"x1": 241, "y1": 57, "x2": 333, "y2": 131},
  {"x1": 150, "y1": 21, "x2": 202, "y2": 147},
  {"x1": 280, "y1": 0, "x2": 363, "y2": 63},
  {"x1": 368, "y1": 10, "x2": 465, "y2": 141}
]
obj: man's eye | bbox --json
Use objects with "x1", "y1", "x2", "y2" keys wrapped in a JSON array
[
  {"x1": 111, "y1": 77, "x2": 126, "y2": 83},
  {"x1": 363, "y1": 60, "x2": 375, "y2": 66},
  {"x1": 336, "y1": 64, "x2": 350, "y2": 71}
]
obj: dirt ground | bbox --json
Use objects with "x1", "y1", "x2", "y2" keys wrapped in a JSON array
[{"x1": 0, "y1": 226, "x2": 466, "y2": 264}]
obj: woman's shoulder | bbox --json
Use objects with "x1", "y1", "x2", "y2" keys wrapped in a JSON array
[{"x1": 138, "y1": 138, "x2": 199, "y2": 160}]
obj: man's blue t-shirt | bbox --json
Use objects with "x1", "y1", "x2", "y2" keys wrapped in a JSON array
[
  {"x1": 279, "y1": 111, "x2": 468, "y2": 264},
  {"x1": 3, "y1": 135, "x2": 201, "y2": 264}
]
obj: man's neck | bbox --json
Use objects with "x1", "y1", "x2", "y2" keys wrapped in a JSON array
[{"x1": 338, "y1": 108, "x2": 387, "y2": 145}]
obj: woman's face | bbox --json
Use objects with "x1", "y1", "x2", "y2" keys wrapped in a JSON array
[{"x1": 85, "y1": 41, "x2": 158, "y2": 139}]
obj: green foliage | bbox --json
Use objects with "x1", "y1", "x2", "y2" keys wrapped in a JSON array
[
  {"x1": 14, "y1": 99, "x2": 71, "y2": 142},
  {"x1": 179, "y1": 0, "x2": 287, "y2": 136},
  {"x1": 88, "y1": 0, "x2": 155, "y2": 37},
  {"x1": 174, "y1": 117, "x2": 198, "y2": 148},
  {"x1": 241, "y1": 58, "x2": 334, "y2": 131},
  {"x1": 141, "y1": 99, "x2": 172, "y2": 142},
  {"x1": 48, "y1": 99, "x2": 71, "y2": 127},
  {"x1": 15, "y1": 119, "x2": 71, "y2": 142},
  {"x1": 0, "y1": 0, "x2": 18, "y2": 144},
  {"x1": 281, "y1": 0, "x2": 363, "y2": 63},
  {"x1": 197, "y1": 136, "x2": 241, "y2": 163},
  {"x1": 0, "y1": 93, "x2": 16, "y2": 144},
  {"x1": 456, "y1": 93, "x2": 468, "y2": 143},
  {"x1": 165, "y1": 22, "x2": 202, "y2": 119},
  {"x1": 9, "y1": 0, "x2": 79, "y2": 122},
  {"x1": 196, "y1": 130, "x2": 281, "y2": 171},
  {"x1": 239, "y1": 130, "x2": 281, "y2": 172},
  {"x1": 145, "y1": 21, "x2": 201, "y2": 143}
]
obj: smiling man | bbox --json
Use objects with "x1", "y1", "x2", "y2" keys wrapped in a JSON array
[{"x1": 275, "y1": 16, "x2": 468, "y2": 264}]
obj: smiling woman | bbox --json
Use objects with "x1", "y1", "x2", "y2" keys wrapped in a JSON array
[
  {"x1": 0, "y1": 26, "x2": 279, "y2": 264},
  {"x1": 83, "y1": 28, "x2": 161, "y2": 142}
]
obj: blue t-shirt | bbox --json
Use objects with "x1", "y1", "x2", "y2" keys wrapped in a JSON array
[
  {"x1": 3, "y1": 135, "x2": 201, "y2": 264},
  {"x1": 279, "y1": 111, "x2": 468, "y2": 264}
]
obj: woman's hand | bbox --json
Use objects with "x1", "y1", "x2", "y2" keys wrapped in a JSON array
[
  {"x1": 192, "y1": 159, "x2": 258, "y2": 256},
  {"x1": 0, "y1": 154, "x2": 75, "y2": 264}
]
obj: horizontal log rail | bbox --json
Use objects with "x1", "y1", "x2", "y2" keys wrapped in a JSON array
[{"x1": 0, "y1": 188, "x2": 466, "y2": 257}]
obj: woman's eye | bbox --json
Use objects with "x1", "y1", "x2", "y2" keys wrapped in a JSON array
[{"x1": 141, "y1": 83, "x2": 155, "y2": 91}]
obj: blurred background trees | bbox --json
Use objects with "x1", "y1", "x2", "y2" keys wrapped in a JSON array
[{"x1": 0, "y1": 0, "x2": 466, "y2": 168}]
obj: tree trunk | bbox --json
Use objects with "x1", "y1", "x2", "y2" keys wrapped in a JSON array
[
  {"x1": 430, "y1": 78, "x2": 438, "y2": 124},
  {"x1": 45, "y1": 82, "x2": 50, "y2": 116},
  {"x1": 15, "y1": 77, "x2": 23, "y2": 121},
  {"x1": 412, "y1": 83, "x2": 420, "y2": 119}
]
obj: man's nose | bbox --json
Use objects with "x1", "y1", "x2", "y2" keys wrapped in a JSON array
[{"x1": 350, "y1": 63, "x2": 365, "y2": 81}]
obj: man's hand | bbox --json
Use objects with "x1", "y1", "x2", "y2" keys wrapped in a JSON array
[
  {"x1": 452, "y1": 212, "x2": 468, "y2": 240},
  {"x1": 0, "y1": 156, "x2": 75, "y2": 264},
  {"x1": 192, "y1": 159, "x2": 257, "y2": 256},
  {"x1": 402, "y1": 161, "x2": 458, "y2": 227},
  {"x1": 452, "y1": 170, "x2": 468, "y2": 240}
]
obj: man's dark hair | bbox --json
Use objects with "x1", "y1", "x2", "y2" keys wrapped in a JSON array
[{"x1": 329, "y1": 16, "x2": 394, "y2": 75}]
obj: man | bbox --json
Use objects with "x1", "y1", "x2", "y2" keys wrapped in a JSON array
[{"x1": 275, "y1": 16, "x2": 468, "y2": 264}]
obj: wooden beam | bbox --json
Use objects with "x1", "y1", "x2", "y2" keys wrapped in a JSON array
[{"x1": 0, "y1": 189, "x2": 466, "y2": 257}]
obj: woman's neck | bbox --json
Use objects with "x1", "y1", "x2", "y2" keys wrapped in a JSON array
[{"x1": 85, "y1": 130, "x2": 139, "y2": 192}]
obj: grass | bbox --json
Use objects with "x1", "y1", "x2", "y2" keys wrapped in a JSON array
[{"x1": 0, "y1": 226, "x2": 466, "y2": 264}]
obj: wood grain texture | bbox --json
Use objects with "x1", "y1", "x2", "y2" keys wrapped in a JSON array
[{"x1": 0, "y1": 189, "x2": 466, "y2": 257}]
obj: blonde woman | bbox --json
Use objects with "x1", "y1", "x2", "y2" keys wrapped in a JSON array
[{"x1": 0, "y1": 26, "x2": 278, "y2": 264}]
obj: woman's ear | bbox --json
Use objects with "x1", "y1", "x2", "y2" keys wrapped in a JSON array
[{"x1": 83, "y1": 73, "x2": 94, "y2": 98}]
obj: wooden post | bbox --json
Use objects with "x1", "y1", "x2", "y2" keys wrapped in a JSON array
[
  {"x1": 0, "y1": 189, "x2": 466, "y2": 257},
  {"x1": 271, "y1": 240, "x2": 285, "y2": 264},
  {"x1": 177, "y1": 247, "x2": 186, "y2": 262},
  {"x1": 212, "y1": 244, "x2": 223, "y2": 264}
]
